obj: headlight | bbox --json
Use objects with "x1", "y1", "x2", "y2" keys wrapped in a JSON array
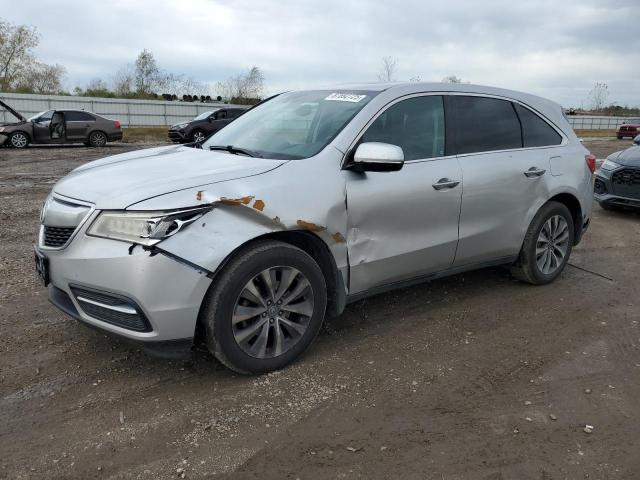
[
  {"x1": 600, "y1": 159, "x2": 621, "y2": 171},
  {"x1": 175, "y1": 123, "x2": 188, "y2": 129},
  {"x1": 87, "y1": 206, "x2": 211, "y2": 246}
]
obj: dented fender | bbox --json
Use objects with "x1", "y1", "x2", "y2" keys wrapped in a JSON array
[{"x1": 130, "y1": 148, "x2": 350, "y2": 291}]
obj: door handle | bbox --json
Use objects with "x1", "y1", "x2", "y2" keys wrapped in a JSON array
[
  {"x1": 432, "y1": 178, "x2": 460, "y2": 190},
  {"x1": 524, "y1": 167, "x2": 546, "y2": 178}
]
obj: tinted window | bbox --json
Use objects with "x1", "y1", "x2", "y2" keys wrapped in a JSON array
[
  {"x1": 216, "y1": 110, "x2": 228, "y2": 119},
  {"x1": 65, "y1": 111, "x2": 95, "y2": 122},
  {"x1": 454, "y1": 96, "x2": 521, "y2": 154},
  {"x1": 361, "y1": 96, "x2": 445, "y2": 161},
  {"x1": 514, "y1": 104, "x2": 562, "y2": 147}
]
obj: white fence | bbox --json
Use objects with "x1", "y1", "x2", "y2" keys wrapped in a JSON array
[
  {"x1": 1, "y1": 92, "x2": 636, "y2": 130},
  {"x1": 566, "y1": 115, "x2": 638, "y2": 130},
  {"x1": 0, "y1": 92, "x2": 245, "y2": 127}
]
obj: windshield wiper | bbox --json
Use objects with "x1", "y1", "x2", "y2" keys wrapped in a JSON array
[{"x1": 209, "y1": 145, "x2": 259, "y2": 157}]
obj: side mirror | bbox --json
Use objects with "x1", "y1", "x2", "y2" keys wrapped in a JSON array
[
  {"x1": 633, "y1": 135, "x2": 640, "y2": 146},
  {"x1": 349, "y1": 142, "x2": 405, "y2": 172}
]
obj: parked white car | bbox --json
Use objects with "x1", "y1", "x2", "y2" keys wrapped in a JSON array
[{"x1": 35, "y1": 83, "x2": 594, "y2": 373}]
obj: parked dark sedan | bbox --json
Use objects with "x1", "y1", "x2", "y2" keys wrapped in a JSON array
[
  {"x1": 594, "y1": 139, "x2": 640, "y2": 210},
  {"x1": 0, "y1": 99, "x2": 122, "y2": 148},
  {"x1": 167, "y1": 107, "x2": 247, "y2": 143}
]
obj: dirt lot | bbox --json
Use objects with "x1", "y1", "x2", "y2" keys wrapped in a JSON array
[{"x1": 1, "y1": 139, "x2": 639, "y2": 479}]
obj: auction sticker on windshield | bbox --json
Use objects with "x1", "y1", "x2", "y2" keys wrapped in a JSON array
[{"x1": 325, "y1": 93, "x2": 367, "y2": 102}]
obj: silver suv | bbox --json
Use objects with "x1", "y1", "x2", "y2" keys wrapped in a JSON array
[{"x1": 35, "y1": 83, "x2": 594, "y2": 373}]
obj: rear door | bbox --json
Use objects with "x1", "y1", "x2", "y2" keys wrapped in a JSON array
[
  {"x1": 451, "y1": 95, "x2": 556, "y2": 267},
  {"x1": 65, "y1": 111, "x2": 95, "y2": 140},
  {"x1": 344, "y1": 95, "x2": 463, "y2": 293}
]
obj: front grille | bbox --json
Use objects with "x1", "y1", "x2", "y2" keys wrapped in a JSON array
[
  {"x1": 70, "y1": 286, "x2": 152, "y2": 332},
  {"x1": 611, "y1": 168, "x2": 640, "y2": 199},
  {"x1": 43, "y1": 226, "x2": 76, "y2": 247}
]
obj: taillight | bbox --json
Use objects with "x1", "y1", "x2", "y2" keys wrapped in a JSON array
[
  {"x1": 114, "y1": 120, "x2": 121, "y2": 129},
  {"x1": 585, "y1": 154, "x2": 596, "y2": 173}
]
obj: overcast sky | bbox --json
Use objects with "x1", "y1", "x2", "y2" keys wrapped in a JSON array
[{"x1": 4, "y1": 0, "x2": 639, "y2": 107}]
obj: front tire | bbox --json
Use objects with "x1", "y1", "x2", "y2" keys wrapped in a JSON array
[
  {"x1": 191, "y1": 129, "x2": 206, "y2": 143},
  {"x1": 511, "y1": 201, "x2": 574, "y2": 285},
  {"x1": 201, "y1": 240, "x2": 327, "y2": 374},
  {"x1": 9, "y1": 131, "x2": 30, "y2": 148},
  {"x1": 88, "y1": 131, "x2": 107, "y2": 147}
]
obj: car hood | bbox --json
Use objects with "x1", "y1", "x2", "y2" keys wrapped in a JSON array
[
  {"x1": 0, "y1": 98, "x2": 27, "y2": 122},
  {"x1": 608, "y1": 146, "x2": 640, "y2": 167},
  {"x1": 53, "y1": 145, "x2": 288, "y2": 209}
]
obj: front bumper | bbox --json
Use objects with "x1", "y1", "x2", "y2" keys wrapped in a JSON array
[
  {"x1": 38, "y1": 213, "x2": 212, "y2": 346},
  {"x1": 168, "y1": 129, "x2": 188, "y2": 143},
  {"x1": 594, "y1": 169, "x2": 640, "y2": 209}
]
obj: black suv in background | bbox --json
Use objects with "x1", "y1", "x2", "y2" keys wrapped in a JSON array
[{"x1": 167, "y1": 107, "x2": 247, "y2": 143}]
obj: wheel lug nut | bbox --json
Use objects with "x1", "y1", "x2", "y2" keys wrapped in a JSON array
[
  {"x1": 277, "y1": 300, "x2": 282, "y2": 305},
  {"x1": 279, "y1": 310, "x2": 283, "y2": 315},
  {"x1": 269, "y1": 318, "x2": 274, "y2": 324},
  {"x1": 262, "y1": 312, "x2": 267, "y2": 317}
]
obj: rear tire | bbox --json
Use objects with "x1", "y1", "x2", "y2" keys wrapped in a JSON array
[
  {"x1": 511, "y1": 201, "x2": 574, "y2": 285},
  {"x1": 9, "y1": 131, "x2": 30, "y2": 148},
  {"x1": 88, "y1": 131, "x2": 107, "y2": 147},
  {"x1": 617, "y1": 135, "x2": 623, "y2": 140},
  {"x1": 201, "y1": 240, "x2": 327, "y2": 374}
]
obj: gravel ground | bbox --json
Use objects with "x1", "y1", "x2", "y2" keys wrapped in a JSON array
[{"x1": 1, "y1": 139, "x2": 639, "y2": 479}]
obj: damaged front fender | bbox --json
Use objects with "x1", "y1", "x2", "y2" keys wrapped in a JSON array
[{"x1": 129, "y1": 148, "x2": 350, "y2": 296}]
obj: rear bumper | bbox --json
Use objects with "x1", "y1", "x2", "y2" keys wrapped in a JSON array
[{"x1": 108, "y1": 131, "x2": 123, "y2": 142}]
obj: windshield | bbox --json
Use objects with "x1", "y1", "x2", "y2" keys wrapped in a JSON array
[
  {"x1": 28, "y1": 110, "x2": 53, "y2": 122},
  {"x1": 202, "y1": 90, "x2": 377, "y2": 159},
  {"x1": 194, "y1": 110, "x2": 216, "y2": 121}
]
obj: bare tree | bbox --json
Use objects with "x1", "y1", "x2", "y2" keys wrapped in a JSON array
[
  {"x1": 588, "y1": 82, "x2": 609, "y2": 111},
  {"x1": 0, "y1": 20, "x2": 39, "y2": 91},
  {"x1": 112, "y1": 64, "x2": 135, "y2": 96},
  {"x1": 442, "y1": 75, "x2": 463, "y2": 83},
  {"x1": 377, "y1": 56, "x2": 398, "y2": 82},
  {"x1": 216, "y1": 66, "x2": 264, "y2": 102},
  {"x1": 134, "y1": 49, "x2": 160, "y2": 95},
  {"x1": 15, "y1": 61, "x2": 66, "y2": 93}
]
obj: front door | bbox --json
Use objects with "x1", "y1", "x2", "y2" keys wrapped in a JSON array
[
  {"x1": 32, "y1": 110, "x2": 54, "y2": 143},
  {"x1": 344, "y1": 95, "x2": 462, "y2": 294}
]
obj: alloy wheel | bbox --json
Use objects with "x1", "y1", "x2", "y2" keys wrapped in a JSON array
[
  {"x1": 90, "y1": 132, "x2": 107, "y2": 146},
  {"x1": 535, "y1": 215, "x2": 570, "y2": 275},
  {"x1": 11, "y1": 133, "x2": 28, "y2": 148},
  {"x1": 192, "y1": 130, "x2": 205, "y2": 143},
  {"x1": 232, "y1": 266, "x2": 314, "y2": 359}
]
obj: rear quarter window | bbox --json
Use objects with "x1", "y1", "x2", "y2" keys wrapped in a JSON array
[
  {"x1": 514, "y1": 104, "x2": 562, "y2": 147},
  {"x1": 453, "y1": 96, "x2": 522, "y2": 154}
]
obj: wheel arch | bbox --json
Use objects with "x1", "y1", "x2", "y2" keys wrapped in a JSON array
[
  {"x1": 193, "y1": 230, "x2": 347, "y2": 347},
  {"x1": 548, "y1": 192, "x2": 583, "y2": 245},
  {"x1": 9, "y1": 129, "x2": 32, "y2": 141}
]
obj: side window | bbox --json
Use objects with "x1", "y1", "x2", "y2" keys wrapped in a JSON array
[
  {"x1": 454, "y1": 96, "x2": 522, "y2": 154},
  {"x1": 361, "y1": 96, "x2": 445, "y2": 161},
  {"x1": 514, "y1": 104, "x2": 562, "y2": 147},
  {"x1": 65, "y1": 111, "x2": 95, "y2": 122},
  {"x1": 216, "y1": 110, "x2": 228, "y2": 120}
]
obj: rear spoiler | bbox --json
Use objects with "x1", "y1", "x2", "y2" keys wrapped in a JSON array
[{"x1": 0, "y1": 98, "x2": 27, "y2": 122}]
